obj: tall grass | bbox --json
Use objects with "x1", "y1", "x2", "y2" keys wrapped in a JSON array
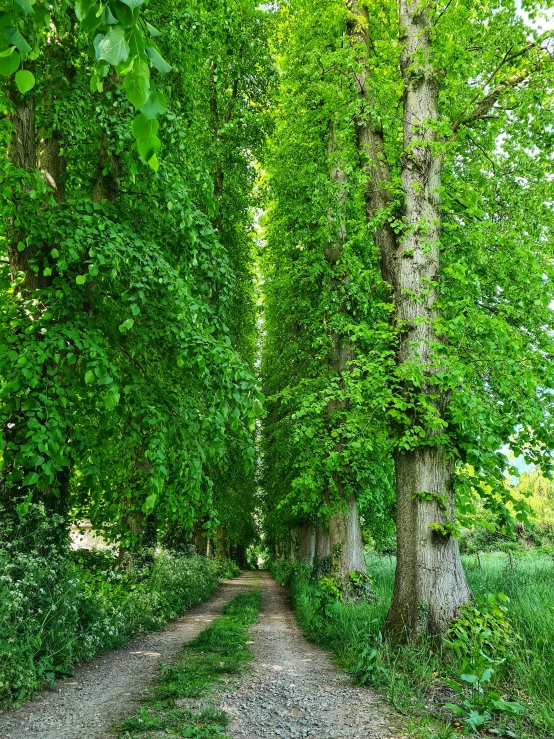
[{"x1": 275, "y1": 552, "x2": 554, "y2": 738}]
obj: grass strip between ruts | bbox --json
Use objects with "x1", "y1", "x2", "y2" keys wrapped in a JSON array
[{"x1": 114, "y1": 589, "x2": 262, "y2": 739}]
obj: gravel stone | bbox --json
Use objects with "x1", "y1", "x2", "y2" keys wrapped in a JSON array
[{"x1": 220, "y1": 572, "x2": 402, "y2": 739}]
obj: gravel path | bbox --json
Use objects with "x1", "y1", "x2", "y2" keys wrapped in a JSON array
[
  {"x1": 0, "y1": 573, "x2": 256, "y2": 739},
  {"x1": 220, "y1": 572, "x2": 402, "y2": 739}
]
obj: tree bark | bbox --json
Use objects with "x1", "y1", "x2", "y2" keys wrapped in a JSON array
[
  {"x1": 327, "y1": 493, "x2": 366, "y2": 587},
  {"x1": 314, "y1": 524, "x2": 331, "y2": 567},
  {"x1": 194, "y1": 521, "x2": 209, "y2": 556},
  {"x1": 215, "y1": 525, "x2": 229, "y2": 559},
  {"x1": 7, "y1": 91, "x2": 40, "y2": 290},
  {"x1": 347, "y1": 0, "x2": 471, "y2": 637},
  {"x1": 298, "y1": 521, "x2": 316, "y2": 564},
  {"x1": 290, "y1": 528, "x2": 299, "y2": 561},
  {"x1": 323, "y1": 121, "x2": 367, "y2": 590}
]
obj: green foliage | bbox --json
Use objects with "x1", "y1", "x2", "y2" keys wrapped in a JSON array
[
  {"x1": 213, "y1": 558, "x2": 242, "y2": 581},
  {"x1": 445, "y1": 667, "x2": 525, "y2": 736},
  {"x1": 115, "y1": 589, "x2": 261, "y2": 739},
  {"x1": 0, "y1": 0, "x2": 267, "y2": 557},
  {"x1": 444, "y1": 594, "x2": 524, "y2": 734},
  {"x1": 354, "y1": 629, "x2": 390, "y2": 688},
  {"x1": 260, "y1": 0, "x2": 395, "y2": 551},
  {"x1": 0, "y1": 502, "x2": 226, "y2": 708},
  {"x1": 446, "y1": 593, "x2": 520, "y2": 667},
  {"x1": 260, "y1": 0, "x2": 554, "y2": 558}
]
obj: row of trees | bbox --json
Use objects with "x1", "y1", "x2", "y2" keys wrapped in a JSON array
[
  {"x1": 0, "y1": 0, "x2": 269, "y2": 560},
  {"x1": 2, "y1": 0, "x2": 553, "y2": 644},
  {"x1": 260, "y1": 0, "x2": 554, "y2": 638}
]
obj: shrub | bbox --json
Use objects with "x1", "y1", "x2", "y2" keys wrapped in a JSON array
[{"x1": 0, "y1": 504, "x2": 229, "y2": 709}]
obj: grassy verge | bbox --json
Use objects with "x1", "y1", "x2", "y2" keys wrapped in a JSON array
[
  {"x1": 272, "y1": 553, "x2": 554, "y2": 739},
  {"x1": 115, "y1": 589, "x2": 262, "y2": 739}
]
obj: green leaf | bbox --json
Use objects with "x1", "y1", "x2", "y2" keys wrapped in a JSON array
[
  {"x1": 145, "y1": 46, "x2": 172, "y2": 74},
  {"x1": 3, "y1": 27, "x2": 31, "y2": 56},
  {"x1": 76, "y1": 275, "x2": 86, "y2": 285},
  {"x1": 14, "y1": 0, "x2": 34, "y2": 15},
  {"x1": 140, "y1": 86, "x2": 167, "y2": 119},
  {"x1": 102, "y1": 5, "x2": 118, "y2": 24},
  {"x1": 145, "y1": 22, "x2": 161, "y2": 37},
  {"x1": 119, "y1": 318, "x2": 134, "y2": 332},
  {"x1": 123, "y1": 58, "x2": 150, "y2": 108},
  {"x1": 132, "y1": 113, "x2": 159, "y2": 139},
  {"x1": 144, "y1": 493, "x2": 157, "y2": 511},
  {"x1": 148, "y1": 153, "x2": 159, "y2": 171},
  {"x1": 15, "y1": 69, "x2": 35, "y2": 94},
  {"x1": 105, "y1": 387, "x2": 120, "y2": 410},
  {"x1": 51, "y1": 248, "x2": 59, "y2": 258},
  {"x1": 85, "y1": 370, "x2": 95, "y2": 384},
  {"x1": 15, "y1": 501, "x2": 29, "y2": 516},
  {"x1": 81, "y1": 5, "x2": 103, "y2": 33},
  {"x1": 75, "y1": 0, "x2": 96, "y2": 21},
  {"x1": 119, "y1": 0, "x2": 144, "y2": 6},
  {"x1": 137, "y1": 135, "x2": 161, "y2": 162},
  {"x1": 98, "y1": 26, "x2": 130, "y2": 66},
  {"x1": 112, "y1": 1, "x2": 134, "y2": 27},
  {"x1": 22, "y1": 471, "x2": 39, "y2": 486},
  {"x1": 0, "y1": 49, "x2": 20, "y2": 77}
]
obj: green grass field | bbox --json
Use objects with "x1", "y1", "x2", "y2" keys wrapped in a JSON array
[{"x1": 282, "y1": 552, "x2": 554, "y2": 738}]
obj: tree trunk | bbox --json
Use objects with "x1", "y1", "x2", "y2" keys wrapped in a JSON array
[
  {"x1": 347, "y1": 0, "x2": 471, "y2": 638},
  {"x1": 388, "y1": 449, "x2": 470, "y2": 638},
  {"x1": 327, "y1": 493, "x2": 366, "y2": 587},
  {"x1": 290, "y1": 528, "x2": 299, "y2": 561},
  {"x1": 322, "y1": 121, "x2": 367, "y2": 590},
  {"x1": 194, "y1": 521, "x2": 209, "y2": 555},
  {"x1": 298, "y1": 521, "x2": 315, "y2": 564},
  {"x1": 7, "y1": 92, "x2": 40, "y2": 290},
  {"x1": 314, "y1": 524, "x2": 331, "y2": 569},
  {"x1": 215, "y1": 526, "x2": 229, "y2": 559}
]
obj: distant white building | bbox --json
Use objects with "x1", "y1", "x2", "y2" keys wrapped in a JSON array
[{"x1": 70, "y1": 521, "x2": 113, "y2": 551}]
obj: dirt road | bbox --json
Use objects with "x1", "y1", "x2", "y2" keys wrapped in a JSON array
[
  {"x1": 0, "y1": 571, "x2": 401, "y2": 739},
  {"x1": 221, "y1": 572, "x2": 400, "y2": 738},
  {"x1": 0, "y1": 575, "x2": 255, "y2": 739}
]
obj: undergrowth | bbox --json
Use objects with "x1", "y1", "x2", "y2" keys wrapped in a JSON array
[
  {"x1": 0, "y1": 502, "x2": 241, "y2": 708},
  {"x1": 272, "y1": 553, "x2": 554, "y2": 739},
  {"x1": 115, "y1": 589, "x2": 262, "y2": 739}
]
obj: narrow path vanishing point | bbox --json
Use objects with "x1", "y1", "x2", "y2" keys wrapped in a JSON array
[
  {"x1": 220, "y1": 572, "x2": 401, "y2": 739},
  {"x1": 0, "y1": 574, "x2": 256, "y2": 739}
]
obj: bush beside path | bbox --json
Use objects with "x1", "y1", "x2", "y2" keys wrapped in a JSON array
[{"x1": 0, "y1": 574, "x2": 253, "y2": 739}]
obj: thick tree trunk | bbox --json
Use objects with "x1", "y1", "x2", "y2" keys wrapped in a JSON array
[
  {"x1": 348, "y1": 0, "x2": 471, "y2": 637},
  {"x1": 314, "y1": 524, "x2": 331, "y2": 567},
  {"x1": 215, "y1": 525, "x2": 229, "y2": 559},
  {"x1": 298, "y1": 521, "x2": 315, "y2": 564},
  {"x1": 327, "y1": 493, "x2": 366, "y2": 587},
  {"x1": 194, "y1": 521, "x2": 209, "y2": 556},
  {"x1": 322, "y1": 122, "x2": 367, "y2": 590},
  {"x1": 389, "y1": 449, "x2": 471, "y2": 638}
]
